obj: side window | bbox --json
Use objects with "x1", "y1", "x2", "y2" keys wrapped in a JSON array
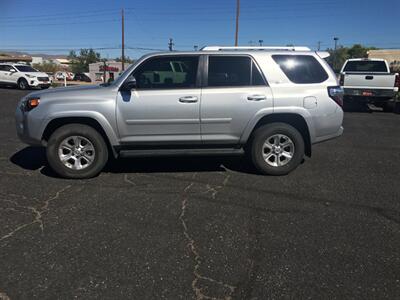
[
  {"x1": 251, "y1": 61, "x2": 266, "y2": 86},
  {"x1": 272, "y1": 55, "x2": 329, "y2": 84},
  {"x1": 133, "y1": 56, "x2": 199, "y2": 89},
  {"x1": 207, "y1": 56, "x2": 266, "y2": 87},
  {"x1": 208, "y1": 56, "x2": 250, "y2": 87},
  {"x1": 0, "y1": 65, "x2": 11, "y2": 71}
]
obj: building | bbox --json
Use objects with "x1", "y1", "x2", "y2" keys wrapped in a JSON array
[
  {"x1": 31, "y1": 56, "x2": 43, "y2": 64},
  {"x1": 367, "y1": 49, "x2": 400, "y2": 71},
  {"x1": 89, "y1": 61, "x2": 131, "y2": 83}
]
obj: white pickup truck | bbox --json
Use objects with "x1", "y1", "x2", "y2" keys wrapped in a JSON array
[{"x1": 340, "y1": 58, "x2": 399, "y2": 111}]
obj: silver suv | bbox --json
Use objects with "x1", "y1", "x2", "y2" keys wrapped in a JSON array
[{"x1": 16, "y1": 46, "x2": 344, "y2": 179}]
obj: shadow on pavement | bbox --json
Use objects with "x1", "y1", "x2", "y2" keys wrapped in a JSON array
[{"x1": 10, "y1": 146, "x2": 258, "y2": 178}]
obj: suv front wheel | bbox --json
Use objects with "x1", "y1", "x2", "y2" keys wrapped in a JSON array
[
  {"x1": 46, "y1": 124, "x2": 108, "y2": 179},
  {"x1": 249, "y1": 123, "x2": 305, "y2": 176}
]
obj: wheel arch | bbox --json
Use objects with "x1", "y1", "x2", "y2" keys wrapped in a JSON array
[
  {"x1": 42, "y1": 116, "x2": 118, "y2": 157},
  {"x1": 244, "y1": 113, "x2": 312, "y2": 157}
]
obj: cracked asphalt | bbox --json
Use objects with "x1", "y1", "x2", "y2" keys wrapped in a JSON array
[{"x1": 0, "y1": 88, "x2": 399, "y2": 299}]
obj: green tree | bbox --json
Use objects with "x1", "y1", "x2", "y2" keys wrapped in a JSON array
[
  {"x1": 326, "y1": 44, "x2": 379, "y2": 73},
  {"x1": 32, "y1": 62, "x2": 59, "y2": 73},
  {"x1": 68, "y1": 48, "x2": 101, "y2": 73}
]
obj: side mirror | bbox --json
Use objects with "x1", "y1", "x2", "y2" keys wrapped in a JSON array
[
  {"x1": 9, "y1": 68, "x2": 16, "y2": 73},
  {"x1": 121, "y1": 76, "x2": 137, "y2": 91}
]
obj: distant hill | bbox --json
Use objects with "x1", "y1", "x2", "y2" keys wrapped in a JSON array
[{"x1": 0, "y1": 50, "x2": 68, "y2": 59}]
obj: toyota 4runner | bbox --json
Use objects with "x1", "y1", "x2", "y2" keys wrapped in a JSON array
[{"x1": 16, "y1": 46, "x2": 344, "y2": 179}]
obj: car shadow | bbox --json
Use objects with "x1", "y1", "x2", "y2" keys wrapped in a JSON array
[{"x1": 10, "y1": 146, "x2": 258, "y2": 178}]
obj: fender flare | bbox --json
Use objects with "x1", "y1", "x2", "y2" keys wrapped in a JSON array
[{"x1": 239, "y1": 107, "x2": 316, "y2": 144}]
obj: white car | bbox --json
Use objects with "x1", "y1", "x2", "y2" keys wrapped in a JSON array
[
  {"x1": 55, "y1": 71, "x2": 74, "y2": 81},
  {"x1": 0, "y1": 63, "x2": 51, "y2": 90}
]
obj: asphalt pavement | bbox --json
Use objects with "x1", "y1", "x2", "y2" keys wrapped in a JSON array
[{"x1": 0, "y1": 88, "x2": 399, "y2": 299}]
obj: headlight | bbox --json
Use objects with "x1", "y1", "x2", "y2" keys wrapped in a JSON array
[{"x1": 25, "y1": 74, "x2": 36, "y2": 78}]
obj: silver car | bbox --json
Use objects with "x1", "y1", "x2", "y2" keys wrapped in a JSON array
[{"x1": 15, "y1": 46, "x2": 344, "y2": 179}]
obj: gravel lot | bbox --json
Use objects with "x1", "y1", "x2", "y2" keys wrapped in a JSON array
[{"x1": 0, "y1": 88, "x2": 399, "y2": 299}]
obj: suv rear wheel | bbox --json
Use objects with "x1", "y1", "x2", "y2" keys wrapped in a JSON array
[
  {"x1": 46, "y1": 124, "x2": 108, "y2": 179},
  {"x1": 249, "y1": 123, "x2": 305, "y2": 175}
]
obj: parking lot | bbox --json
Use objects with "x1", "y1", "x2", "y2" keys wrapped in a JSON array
[{"x1": 0, "y1": 88, "x2": 399, "y2": 299}]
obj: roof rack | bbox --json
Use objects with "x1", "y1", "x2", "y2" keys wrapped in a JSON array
[{"x1": 201, "y1": 46, "x2": 311, "y2": 52}]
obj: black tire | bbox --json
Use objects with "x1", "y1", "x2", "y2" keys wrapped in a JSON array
[
  {"x1": 249, "y1": 123, "x2": 305, "y2": 176},
  {"x1": 17, "y1": 78, "x2": 29, "y2": 90},
  {"x1": 46, "y1": 124, "x2": 108, "y2": 179},
  {"x1": 382, "y1": 102, "x2": 394, "y2": 113},
  {"x1": 394, "y1": 102, "x2": 400, "y2": 114}
]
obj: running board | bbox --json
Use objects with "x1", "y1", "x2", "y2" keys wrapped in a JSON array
[{"x1": 119, "y1": 148, "x2": 244, "y2": 158}]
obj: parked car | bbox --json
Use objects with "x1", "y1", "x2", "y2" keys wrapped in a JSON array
[
  {"x1": 0, "y1": 63, "x2": 51, "y2": 89},
  {"x1": 55, "y1": 71, "x2": 74, "y2": 81},
  {"x1": 340, "y1": 58, "x2": 400, "y2": 111},
  {"x1": 16, "y1": 46, "x2": 344, "y2": 179},
  {"x1": 73, "y1": 73, "x2": 92, "y2": 82}
]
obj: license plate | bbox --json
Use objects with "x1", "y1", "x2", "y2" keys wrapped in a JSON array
[{"x1": 362, "y1": 91, "x2": 373, "y2": 96}]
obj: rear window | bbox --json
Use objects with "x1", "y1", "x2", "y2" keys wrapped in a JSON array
[
  {"x1": 272, "y1": 55, "x2": 328, "y2": 84},
  {"x1": 343, "y1": 60, "x2": 388, "y2": 73}
]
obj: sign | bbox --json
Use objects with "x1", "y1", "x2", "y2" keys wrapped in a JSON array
[{"x1": 99, "y1": 65, "x2": 119, "y2": 72}]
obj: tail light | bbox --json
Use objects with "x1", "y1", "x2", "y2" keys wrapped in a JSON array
[
  {"x1": 328, "y1": 86, "x2": 344, "y2": 107},
  {"x1": 395, "y1": 74, "x2": 400, "y2": 88},
  {"x1": 339, "y1": 74, "x2": 344, "y2": 86}
]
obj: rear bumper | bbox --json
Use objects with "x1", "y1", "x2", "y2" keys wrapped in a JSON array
[
  {"x1": 343, "y1": 88, "x2": 396, "y2": 99},
  {"x1": 313, "y1": 126, "x2": 344, "y2": 144}
]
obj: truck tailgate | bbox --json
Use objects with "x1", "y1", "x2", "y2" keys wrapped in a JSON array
[{"x1": 343, "y1": 73, "x2": 396, "y2": 89}]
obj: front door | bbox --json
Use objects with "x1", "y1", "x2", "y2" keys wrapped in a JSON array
[{"x1": 116, "y1": 55, "x2": 201, "y2": 144}]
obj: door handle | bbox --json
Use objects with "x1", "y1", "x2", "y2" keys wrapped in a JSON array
[
  {"x1": 247, "y1": 95, "x2": 267, "y2": 101},
  {"x1": 179, "y1": 96, "x2": 198, "y2": 103}
]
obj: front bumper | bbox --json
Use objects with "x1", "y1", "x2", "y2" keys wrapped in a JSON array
[
  {"x1": 27, "y1": 78, "x2": 51, "y2": 88},
  {"x1": 15, "y1": 105, "x2": 44, "y2": 146}
]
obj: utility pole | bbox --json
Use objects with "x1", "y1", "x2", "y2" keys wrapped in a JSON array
[
  {"x1": 259, "y1": 39, "x2": 264, "y2": 46},
  {"x1": 317, "y1": 41, "x2": 321, "y2": 51},
  {"x1": 121, "y1": 8, "x2": 125, "y2": 71},
  {"x1": 333, "y1": 37, "x2": 339, "y2": 72},
  {"x1": 334, "y1": 37, "x2": 339, "y2": 50},
  {"x1": 168, "y1": 38, "x2": 174, "y2": 51},
  {"x1": 235, "y1": 0, "x2": 240, "y2": 46}
]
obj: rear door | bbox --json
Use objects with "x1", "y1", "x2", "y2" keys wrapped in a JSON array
[
  {"x1": 116, "y1": 55, "x2": 202, "y2": 144},
  {"x1": 0, "y1": 65, "x2": 13, "y2": 83},
  {"x1": 200, "y1": 55, "x2": 273, "y2": 144}
]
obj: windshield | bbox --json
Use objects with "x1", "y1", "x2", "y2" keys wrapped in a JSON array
[
  {"x1": 15, "y1": 65, "x2": 38, "y2": 72},
  {"x1": 343, "y1": 60, "x2": 388, "y2": 73}
]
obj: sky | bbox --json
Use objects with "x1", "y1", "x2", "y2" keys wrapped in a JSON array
[{"x1": 1, "y1": 0, "x2": 399, "y2": 59}]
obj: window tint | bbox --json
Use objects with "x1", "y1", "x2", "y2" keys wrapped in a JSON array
[
  {"x1": 252, "y1": 62, "x2": 266, "y2": 85},
  {"x1": 208, "y1": 56, "x2": 248, "y2": 87},
  {"x1": 0, "y1": 65, "x2": 11, "y2": 71},
  {"x1": 272, "y1": 55, "x2": 328, "y2": 84},
  {"x1": 207, "y1": 56, "x2": 266, "y2": 87},
  {"x1": 14, "y1": 65, "x2": 37, "y2": 72},
  {"x1": 343, "y1": 60, "x2": 388, "y2": 72},
  {"x1": 133, "y1": 56, "x2": 199, "y2": 89}
]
